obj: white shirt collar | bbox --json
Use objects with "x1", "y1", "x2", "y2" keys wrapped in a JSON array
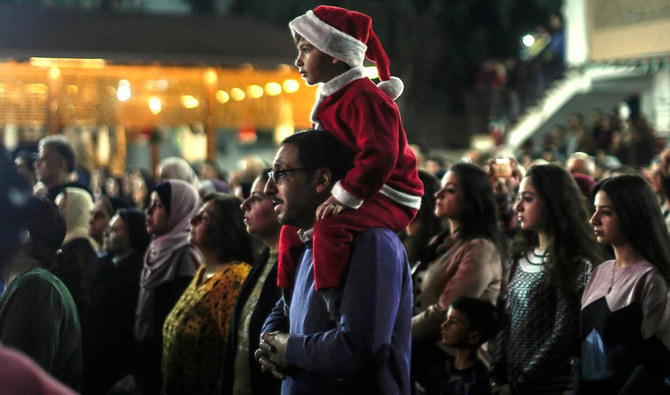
[{"x1": 298, "y1": 228, "x2": 314, "y2": 243}]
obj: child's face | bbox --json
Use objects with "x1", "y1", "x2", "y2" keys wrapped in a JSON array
[
  {"x1": 295, "y1": 36, "x2": 339, "y2": 85},
  {"x1": 440, "y1": 307, "x2": 472, "y2": 347}
]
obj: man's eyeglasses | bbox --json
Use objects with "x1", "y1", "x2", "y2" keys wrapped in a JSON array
[{"x1": 268, "y1": 168, "x2": 311, "y2": 183}]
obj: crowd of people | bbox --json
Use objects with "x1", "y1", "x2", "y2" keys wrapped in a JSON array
[
  {"x1": 523, "y1": 107, "x2": 662, "y2": 170},
  {"x1": 1, "y1": 5, "x2": 669, "y2": 395}
]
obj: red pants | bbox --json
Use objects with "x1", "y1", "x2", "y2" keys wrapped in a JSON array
[{"x1": 278, "y1": 194, "x2": 416, "y2": 290}]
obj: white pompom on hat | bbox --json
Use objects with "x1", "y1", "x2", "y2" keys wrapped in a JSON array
[{"x1": 289, "y1": 6, "x2": 404, "y2": 100}]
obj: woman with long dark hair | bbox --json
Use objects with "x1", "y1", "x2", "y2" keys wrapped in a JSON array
[
  {"x1": 412, "y1": 163, "x2": 503, "y2": 389},
  {"x1": 492, "y1": 164, "x2": 600, "y2": 394},
  {"x1": 403, "y1": 169, "x2": 443, "y2": 264},
  {"x1": 579, "y1": 175, "x2": 670, "y2": 393}
]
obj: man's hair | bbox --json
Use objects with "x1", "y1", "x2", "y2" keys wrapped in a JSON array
[
  {"x1": 39, "y1": 135, "x2": 76, "y2": 173},
  {"x1": 450, "y1": 296, "x2": 499, "y2": 346},
  {"x1": 281, "y1": 130, "x2": 354, "y2": 183},
  {"x1": 26, "y1": 196, "x2": 66, "y2": 267}
]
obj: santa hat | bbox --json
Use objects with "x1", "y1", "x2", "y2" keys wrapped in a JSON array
[{"x1": 289, "y1": 6, "x2": 404, "y2": 100}]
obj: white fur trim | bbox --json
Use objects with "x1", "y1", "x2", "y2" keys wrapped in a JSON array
[
  {"x1": 332, "y1": 181, "x2": 422, "y2": 211},
  {"x1": 289, "y1": 11, "x2": 367, "y2": 67},
  {"x1": 377, "y1": 76, "x2": 404, "y2": 101},
  {"x1": 311, "y1": 67, "x2": 366, "y2": 127},
  {"x1": 332, "y1": 181, "x2": 364, "y2": 209},
  {"x1": 379, "y1": 184, "x2": 422, "y2": 210},
  {"x1": 320, "y1": 66, "x2": 366, "y2": 96}
]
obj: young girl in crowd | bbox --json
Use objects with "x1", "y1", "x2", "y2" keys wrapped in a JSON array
[
  {"x1": 135, "y1": 179, "x2": 201, "y2": 395},
  {"x1": 579, "y1": 175, "x2": 670, "y2": 393},
  {"x1": 492, "y1": 164, "x2": 600, "y2": 394},
  {"x1": 412, "y1": 163, "x2": 502, "y2": 388},
  {"x1": 161, "y1": 193, "x2": 252, "y2": 395}
]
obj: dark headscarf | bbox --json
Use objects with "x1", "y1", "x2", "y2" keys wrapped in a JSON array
[
  {"x1": 154, "y1": 182, "x2": 172, "y2": 215},
  {"x1": 117, "y1": 208, "x2": 150, "y2": 253}
]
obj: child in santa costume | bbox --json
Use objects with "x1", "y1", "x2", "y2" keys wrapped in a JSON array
[{"x1": 277, "y1": 5, "x2": 423, "y2": 291}]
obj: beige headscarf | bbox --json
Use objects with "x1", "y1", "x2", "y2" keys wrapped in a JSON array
[{"x1": 57, "y1": 187, "x2": 98, "y2": 250}]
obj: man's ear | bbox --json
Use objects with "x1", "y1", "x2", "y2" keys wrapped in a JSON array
[{"x1": 313, "y1": 168, "x2": 333, "y2": 193}]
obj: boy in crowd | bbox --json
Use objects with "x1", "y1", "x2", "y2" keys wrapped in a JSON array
[
  {"x1": 278, "y1": 5, "x2": 423, "y2": 295},
  {"x1": 430, "y1": 296, "x2": 499, "y2": 395}
]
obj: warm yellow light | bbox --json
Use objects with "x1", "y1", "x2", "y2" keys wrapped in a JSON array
[
  {"x1": 181, "y1": 95, "x2": 200, "y2": 109},
  {"x1": 230, "y1": 88, "x2": 246, "y2": 101},
  {"x1": 274, "y1": 123, "x2": 295, "y2": 145},
  {"x1": 283, "y1": 79, "x2": 300, "y2": 93},
  {"x1": 30, "y1": 57, "x2": 105, "y2": 69},
  {"x1": 23, "y1": 84, "x2": 48, "y2": 94},
  {"x1": 149, "y1": 97, "x2": 162, "y2": 114},
  {"x1": 145, "y1": 80, "x2": 169, "y2": 91},
  {"x1": 66, "y1": 85, "x2": 79, "y2": 95},
  {"x1": 49, "y1": 67, "x2": 61, "y2": 80},
  {"x1": 117, "y1": 80, "x2": 131, "y2": 102},
  {"x1": 216, "y1": 90, "x2": 230, "y2": 104},
  {"x1": 265, "y1": 82, "x2": 282, "y2": 96},
  {"x1": 247, "y1": 85, "x2": 264, "y2": 99},
  {"x1": 277, "y1": 64, "x2": 293, "y2": 73},
  {"x1": 364, "y1": 66, "x2": 379, "y2": 80},
  {"x1": 204, "y1": 69, "x2": 218, "y2": 85}
]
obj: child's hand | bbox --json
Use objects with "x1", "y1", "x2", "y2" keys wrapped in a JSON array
[{"x1": 316, "y1": 195, "x2": 348, "y2": 220}]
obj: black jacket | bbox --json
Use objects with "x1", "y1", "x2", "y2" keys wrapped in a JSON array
[{"x1": 220, "y1": 247, "x2": 282, "y2": 395}]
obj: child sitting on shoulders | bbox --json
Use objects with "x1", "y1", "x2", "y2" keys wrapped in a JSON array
[{"x1": 277, "y1": 5, "x2": 423, "y2": 296}]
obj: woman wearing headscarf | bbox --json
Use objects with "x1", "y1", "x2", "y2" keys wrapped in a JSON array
[
  {"x1": 135, "y1": 180, "x2": 201, "y2": 395},
  {"x1": 55, "y1": 187, "x2": 98, "y2": 318},
  {"x1": 82, "y1": 208, "x2": 151, "y2": 395}
]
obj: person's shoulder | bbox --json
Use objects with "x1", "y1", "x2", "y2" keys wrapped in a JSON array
[
  {"x1": 355, "y1": 228, "x2": 406, "y2": 257},
  {"x1": 16, "y1": 268, "x2": 62, "y2": 290},
  {"x1": 358, "y1": 227, "x2": 401, "y2": 243},
  {"x1": 463, "y1": 237, "x2": 496, "y2": 250},
  {"x1": 345, "y1": 78, "x2": 395, "y2": 105},
  {"x1": 591, "y1": 259, "x2": 614, "y2": 276},
  {"x1": 9, "y1": 268, "x2": 73, "y2": 304}
]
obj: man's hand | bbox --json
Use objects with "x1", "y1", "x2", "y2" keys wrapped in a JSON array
[
  {"x1": 254, "y1": 331, "x2": 292, "y2": 380},
  {"x1": 316, "y1": 195, "x2": 348, "y2": 220}
]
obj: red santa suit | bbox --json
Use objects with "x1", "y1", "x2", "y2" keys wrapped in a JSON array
[
  {"x1": 278, "y1": 66, "x2": 423, "y2": 290},
  {"x1": 278, "y1": 5, "x2": 423, "y2": 290}
]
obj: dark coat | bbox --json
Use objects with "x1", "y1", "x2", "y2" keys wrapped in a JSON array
[
  {"x1": 81, "y1": 251, "x2": 143, "y2": 395},
  {"x1": 220, "y1": 247, "x2": 282, "y2": 395}
]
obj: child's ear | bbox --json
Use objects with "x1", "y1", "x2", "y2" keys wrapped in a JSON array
[
  {"x1": 468, "y1": 331, "x2": 482, "y2": 346},
  {"x1": 331, "y1": 57, "x2": 341, "y2": 65}
]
